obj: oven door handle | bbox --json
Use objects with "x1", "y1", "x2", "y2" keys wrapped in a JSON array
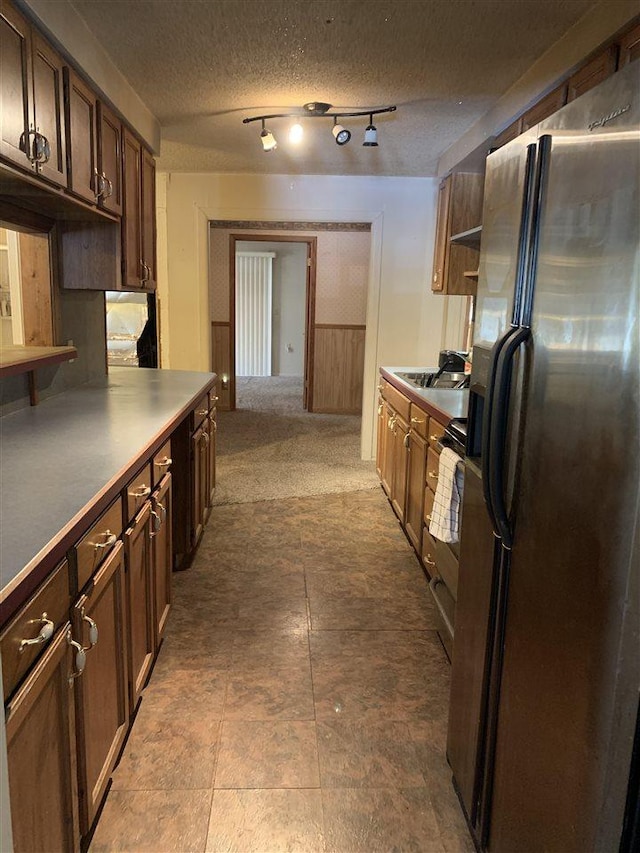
[{"x1": 429, "y1": 576, "x2": 454, "y2": 641}]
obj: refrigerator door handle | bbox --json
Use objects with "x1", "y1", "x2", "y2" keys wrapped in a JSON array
[
  {"x1": 489, "y1": 326, "x2": 531, "y2": 548},
  {"x1": 481, "y1": 327, "x2": 521, "y2": 536},
  {"x1": 521, "y1": 134, "x2": 552, "y2": 328},
  {"x1": 511, "y1": 143, "x2": 538, "y2": 328}
]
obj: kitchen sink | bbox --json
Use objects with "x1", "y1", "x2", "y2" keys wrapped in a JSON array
[{"x1": 397, "y1": 371, "x2": 469, "y2": 390}]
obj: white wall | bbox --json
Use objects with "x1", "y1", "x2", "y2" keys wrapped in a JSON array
[
  {"x1": 157, "y1": 172, "x2": 442, "y2": 459},
  {"x1": 238, "y1": 241, "x2": 307, "y2": 376}
]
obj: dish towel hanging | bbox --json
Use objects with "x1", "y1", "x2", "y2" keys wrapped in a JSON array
[{"x1": 429, "y1": 448, "x2": 464, "y2": 543}]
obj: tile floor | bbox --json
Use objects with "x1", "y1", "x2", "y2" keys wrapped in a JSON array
[{"x1": 90, "y1": 489, "x2": 474, "y2": 853}]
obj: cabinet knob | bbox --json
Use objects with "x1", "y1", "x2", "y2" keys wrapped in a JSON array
[{"x1": 18, "y1": 613, "x2": 54, "y2": 653}]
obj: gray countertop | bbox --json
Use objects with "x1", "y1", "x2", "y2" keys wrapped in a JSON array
[
  {"x1": 381, "y1": 366, "x2": 469, "y2": 422},
  {"x1": 1, "y1": 367, "x2": 215, "y2": 612}
]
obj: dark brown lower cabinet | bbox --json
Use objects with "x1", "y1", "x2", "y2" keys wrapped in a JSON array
[
  {"x1": 405, "y1": 429, "x2": 427, "y2": 552},
  {"x1": 72, "y1": 541, "x2": 129, "y2": 836},
  {"x1": 207, "y1": 410, "x2": 217, "y2": 507},
  {"x1": 5, "y1": 624, "x2": 80, "y2": 853},
  {"x1": 151, "y1": 472, "x2": 172, "y2": 647},
  {"x1": 191, "y1": 422, "x2": 208, "y2": 547},
  {"x1": 390, "y1": 413, "x2": 409, "y2": 522},
  {"x1": 124, "y1": 500, "x2": 154, "y2": 712}
]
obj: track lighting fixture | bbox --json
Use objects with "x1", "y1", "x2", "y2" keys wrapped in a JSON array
[
  {"x1": 332, "y1": 118, "x2": 351, "y2": 146},
  {"x1": 260, "y1": 119, "x2": 277, "y2": 152},
  {"x1": 244, "y1": 102, "x2": 396, "y2": 152},
  {"x1": 363, "y1": 115, "x2": 378, "y2": 147}
]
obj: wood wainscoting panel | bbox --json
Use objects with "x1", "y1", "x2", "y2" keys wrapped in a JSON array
[
  {"x1": 211, "y1": 321, "x2": 231, "y2": 410},
  {"x1": 312, "y1": 325, "x2": 365, "y2": 414}
]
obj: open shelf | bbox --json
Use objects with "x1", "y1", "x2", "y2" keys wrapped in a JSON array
[
  {"x1": 450, "y1": 225, "x2": 482, "y2": 249},
  {"x1": 1, "y1": 345, "x2": 78, "y2": 404}
]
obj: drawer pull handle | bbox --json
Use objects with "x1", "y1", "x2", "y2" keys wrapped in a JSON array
[
  {"x1": 131, "y1": 485, "x2": 151, "y2": 499},
  {"x1": 196, "y1": 408, "x2": 208, "y2": 416},
  {"x1": 411, "y1": 417, "x2": 425, "y2": 425},
  {"x1": 430, "y1": 434, "x2": 440, "y2": 442},
  {"x1": 81, "y1": 610, "x2": 99, "y2": 649},
  {"x1": 424, "y1": 554, "x2": 436, "y2": 567},
  {"x1": 404, "y1": 432, "x2": 411, "y2": 449},
  {"x1": 429, "y1": 471, "x2": 438, "y2": 478},
  {"x1": 211, "y1": 396, "x2": 219, "y2": 403},
  {"x1": 67, "y1": 630, "x2": 86, "y2": 683},
  {"x1": 19, "y1": 613, "x2": 54, "y2": 653},
  {"x1": 93, "y1": 531, "x2": 117, "y2": 552},
  {"x1": 425, "y1": 513, "x2": 432, "y2": 522},
  {"x1": 150, "y1": 510, "x2": 161, "y2": 536},
  {"x1": 154, "y1": 456, "x2": 173, "y2": 468}
]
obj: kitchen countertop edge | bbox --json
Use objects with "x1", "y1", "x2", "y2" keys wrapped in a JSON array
[{"x1": 380, "y1": 366, "x2": 469, "y2": 423}]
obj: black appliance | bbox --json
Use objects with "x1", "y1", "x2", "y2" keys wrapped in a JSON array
[{"x1": 438, "y1": 350, "x2": 467, "y2": 372}]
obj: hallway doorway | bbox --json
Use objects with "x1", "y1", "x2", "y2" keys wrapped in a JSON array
[{"x1": 234, "y1": 238, "x2": 311, "y2": 411}]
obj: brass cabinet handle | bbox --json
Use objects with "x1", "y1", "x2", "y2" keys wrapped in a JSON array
[
  {"x1": 81, "y1": 609, "x2": 98, "y2": 650},
  {"x1": 154, "y1": 456, "x2": 173, "y2": 469},
  {"x1": 428, "y1": 471, "x2": 438, "y2": 478},
  {"x1": 429, "y1": 434, "x2": 440, "y2": 442},
  {"x1": 411, "y1": 417, "x2": 425, "y2": 425},
  {"x1": 19, "y1": 613, "x2": 54, "y2": 653},
  {"x1": 378, "y1": 404, "x2": 383, "y2": 416},
  {"x1": 196, "y1": 408, "x2": 208, "y2": 416},
  {"x1": 150, "y1": 509, "x2": 161, "y2": 536},
  {"x1": 94, "y1": 168, "x2": 106, "y2": 198},
  {"x1": 130, "y1": 485, "x2": 151, "y2": 499},
  {"x1": 92, "y1": 531, "x2": 117, "y2": 552},
  {"x1": 211, "y1": 395, "x2": 219, "y2": 403},
  {"x1": 67, "y1": 629, "x2": 87, "y2": 683},
  {"x1": 404, "y1": 432, "x2": 411, "y2": 449},
  {"x1": 102, "y1": 172, "x2": 113, "y2": 198},
  {"x1": 424, "y1": 554, "x2": 436, "y2": 567}
]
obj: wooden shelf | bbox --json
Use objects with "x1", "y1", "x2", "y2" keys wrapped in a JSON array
[
  {"x1": 0, "y1": 345, "x2": 78, "y2": 402},
  {"x1": 1, "y1": 344, "x2": 77, "y2": 378},
  {"x1": 450, "y1": 225, "x2": 482, "y2": 249}
]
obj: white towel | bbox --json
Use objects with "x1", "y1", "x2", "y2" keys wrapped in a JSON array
[{"x1": 428, "y1": 447, "x2": 464, "y2": 544}]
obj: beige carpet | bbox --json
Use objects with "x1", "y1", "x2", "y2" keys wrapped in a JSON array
[{"x1": 212, "y1": 376, "x2": 378, "y2": 505}]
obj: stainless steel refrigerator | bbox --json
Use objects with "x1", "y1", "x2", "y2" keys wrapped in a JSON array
[{"x1": 447, "y1": 61, "x2": 639, "y2": 852}]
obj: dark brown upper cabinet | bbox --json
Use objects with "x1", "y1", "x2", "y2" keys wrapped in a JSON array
[{"x1": 0, "y1": 0, "x2": 66, "y2": 187}]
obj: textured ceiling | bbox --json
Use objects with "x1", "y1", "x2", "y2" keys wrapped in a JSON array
[{"x1": 70, "y1": 0, "x2": 598, "y2": 176}]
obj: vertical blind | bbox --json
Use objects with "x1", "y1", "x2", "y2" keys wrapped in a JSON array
[{"x1": 235, "y1": 252, "x2": 275, "y2": 376}]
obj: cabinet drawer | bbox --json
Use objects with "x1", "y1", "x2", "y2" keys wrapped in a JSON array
[
  {"x1": 76, "y1": 497, "x2": 123, "y2": 591},
  {"x1": 381, "y1": 382, "x2": 410, "y2": 422},
  {"x1": 125, "y1": 463, "x2": 152, "y2": 522},
  {"x1": 193, "y1": 393, "x2": 209, "y2": 429},
  {"x1": 409, "y1": 404, "x2": 428, "y2": 439},
  {"x1": 152, "y1": 438, "x2": 172, "y2": 486},
  {"x1": 1, "y1": 560, "x2": 71, "y2": 702},
  {"x1": 423, "y1": 487, "x2": 435, "y2": 526},
  {"x1": 428, "y1": 418, "x2": 446, "y2": 450},
  {"x1": 433, "y1": 537, "x2": 459, "y2": 601},
  {"x1": 426, "y1": 447, "x2": 440, "y2": 492}
]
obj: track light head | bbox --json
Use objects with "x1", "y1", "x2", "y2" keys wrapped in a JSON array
[
  {"x1": 289, "y1": 122, "x2": 304, "y2": 144},
  {"x1": 260, "y1": 120, "x2": 277, "y2": 151},
  {"x1": 332, "y1": 121, "x2": 351, "y2": 146},
  {"x1": 363, "y1": 116, "x2": 378, "y2": 147}
]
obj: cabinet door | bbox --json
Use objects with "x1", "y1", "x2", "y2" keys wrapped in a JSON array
[
  {"x1": 405, "y1": 429, "x2": 427, "y2": 553},
  {"x1": 122, "y1": 127, "x2": 143, "y2": 288},
  {"x1": 0, "y1": 0, "x2": 33, "y2": 172},
  {"x1": 381, "y1": 405, "x2": 395, "y2": 497},
  {"x1": 97, "y1": 101, "x2": 122, "y2": 216},
  {"x1": 123, "y1": 500, "x2": 154, "y2": 711},
  {"x1": 567, "y1": 45, "x2": 617, "y2": 102},
  {"x1": 31, "y1": 31, "x2": 66, "y2": 187},
  {"x1": 72, "y1": 541, "x2": 128, "y2": 836},
  {"x1": 5, "y1": 624, "x2": 80, "y2": 853},
  {"x1": 191, "y1": 425, "x2": 208, "y2": 547},
  {"x1": 520, "y1": 83, "x2": 567, "y2": 132},
  {"x1": 207, "y1": 410, "x2": 217, "y2": 506},
  {"x1": 140, "y1": 144, "x2": 156, "y2": 289},
  {"x1": 619, "y1": 22, "x2": 640, "y2": 66},
  {"x1": 390, "y1": 414, "x2": 409, "y2": 523},
  {"x1": 431, "y1": 175, "x2": 451, "y2": 293},
  {"x1": 64, "y1": 67, "x2": 98, "y2": 205},
  {"x1": 151, "y1": 472, "x2": 172, "y2": 647},
  {"x1": 375, "y1": 397, "x2": 386, "y2": 481}
]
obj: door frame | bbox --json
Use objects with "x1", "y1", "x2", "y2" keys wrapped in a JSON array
[{"x1": 228, "y1": 233, "x2": 317, "y2": 411}]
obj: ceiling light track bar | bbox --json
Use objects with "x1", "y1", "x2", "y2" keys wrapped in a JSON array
[{"x1": 243, "y1": 105, "x2": 396, "y2": 124}]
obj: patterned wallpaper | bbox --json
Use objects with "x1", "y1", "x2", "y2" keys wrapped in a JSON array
[{"x1": 209, "y1": 225, "x2": 370, "y2": 326}]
